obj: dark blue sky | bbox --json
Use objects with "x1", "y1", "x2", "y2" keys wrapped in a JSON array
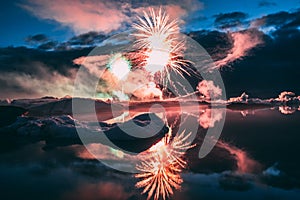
[{"x1": 0, "y1": 0, "x2": 299, "y2": 47}]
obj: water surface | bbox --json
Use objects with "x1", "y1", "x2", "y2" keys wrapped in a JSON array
[{"x1": 1, "y1": 108, "x2": 300, "y2": 199}]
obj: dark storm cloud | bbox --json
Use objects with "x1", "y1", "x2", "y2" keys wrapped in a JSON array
[
  {"x1": 25, "y1": 34, "x2": 59, "y2": 50},
  {"x1": 258, "y1": 1, "x2": 277, "y2": 7},
  {"x1": 214, "y1": 12, "x2": 248, "y2": 29},
  {"x1": 0, "y1": 46, "x2": 91, "y2": 75},
  {"x1": 37, "y1": 41, "x2": 58, "y2": 50},
  {"x1": 0, "y1": 46, "x2": 93, "y2": 98},
  {"x1": 67, "y1": 32, "x2": 108, "y2": 46},
  {"x1": 187, "y1": 30, "x2": 233, "y2": 61},
  {"x1": 25, "y1": 34, "x2": 49, "y2": 44},
  {"x1": 252, "y1": 10, "x2": 300, "y2": 29}
]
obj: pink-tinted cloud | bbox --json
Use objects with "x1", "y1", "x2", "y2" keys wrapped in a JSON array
[
  {"x1": 20, "y1": 0, "x2": 203, "y2": 34},
  {"x1": 20, "y1": 0, "x2": 129, "y2": 34},
  {"x1": 197, "y1": 80, "x2": 222, "y2": 100},
  {"x1": 132, "y1": 82, "x2": 163, "y2": 100},
  {"x1": 214, "y1": 30, "x2": 263, "y2": 68}
]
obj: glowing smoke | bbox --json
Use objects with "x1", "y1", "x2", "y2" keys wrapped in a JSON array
[
  {"x1": 197, "y1": 80, "x2": 222, "y2": 100},
  {"x1": 73, "y1": 55, "x2": 164, "y2": 100}
]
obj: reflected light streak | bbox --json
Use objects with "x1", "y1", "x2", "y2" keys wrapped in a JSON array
[{"x1": 135, "y1": 129, "x2": 195, "y2": 200}]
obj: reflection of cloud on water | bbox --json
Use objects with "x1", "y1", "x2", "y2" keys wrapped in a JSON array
[
  {"x1": 198, "y1": 108, "x2": 225, "y2": 129},
  {"x1": 177, "y1": 172, "x2": 300, "y2": 200},
  {"x1": 62, "y1": 182, "x2": 133, "y2": 200},
  {"x1": 279, "y1": 106, "x2": 297, "y2": 115},
  {"x1": 217, "y1": 141, "x2": 261, "y2": 173},
  {"x1": 263, "y1": 163, "x2": 281, "y2": 177}
]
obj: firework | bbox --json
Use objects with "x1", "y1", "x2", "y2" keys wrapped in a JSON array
[
  {"x1": 132, "y1": 8, "x2": 190, "y2": 77},
  {"x1": 135, "y1": 130, "x2": 195, "y2": 200},
  {"x1": 107, "y1": 53, "x2": 131, "y2": 80}
]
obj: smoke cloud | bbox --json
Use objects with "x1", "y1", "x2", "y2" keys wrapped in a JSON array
[{"x1": 197, "y1": 80, "x2": 222, "y2": 100}]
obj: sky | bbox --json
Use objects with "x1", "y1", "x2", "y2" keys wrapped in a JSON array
[
  {"x1": 0, "y1": 0, "x2": 300, "y2": 99},
  {"x1": 0, "y1": 0, "x2": 299, "y2": 47}
]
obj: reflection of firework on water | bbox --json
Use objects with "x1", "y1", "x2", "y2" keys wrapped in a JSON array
[
  {"x1": 135, "y1": 130, "x2": 195, "y2": 200},
  {"x1": 132, "y1": 8, "x2": 191, "y2": 78}
]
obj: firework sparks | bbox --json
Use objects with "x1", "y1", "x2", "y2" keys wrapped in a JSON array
[
  {"x1": 132, "y1": 8, "x2": 190, "y2": 77},
  {"x1": 135, "y1": 129, "x2": 195, "y2": 200},
  {"x1": 107, "y1": 53, "x2": 131, "y2": 80}
]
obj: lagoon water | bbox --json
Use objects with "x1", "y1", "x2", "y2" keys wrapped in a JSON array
[{"x1": 0, "y1": 108, "x2": 300, "y2": 200}]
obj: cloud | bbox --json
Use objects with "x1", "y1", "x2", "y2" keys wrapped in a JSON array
[
  {"x1": 25, "y1": 34, "x2": 49, "y2": 44},
  {"x1": 132, "y1": 82, "x2": 163, "y2": 100},
  {"x1": 258, "y1": 1, "x2": 277, "y2": 7},
  {"x1": 251, "y1": 10, "x2": 300, "y2": 33},
  {"x1": 20, "y1": 0, "x2": 130, "y2": 34},
  {"x1": 197, "y1": 80, "x2": 222, "y2": 100},
  {"x1": 73, "y1": 55, "x2": 158, "y2": 100},
  {"x1": 68, "y1": 32, "x2": 107, "y2": 46},
  {"x1": 20, "y1": 0, "x2": 203, "y2": 34},
  {"x1": 2, "y1": 7, "x2": 300, "y2": 100},
  {"x1": 252, "y1": 11, "x2": 292, "y2": 28},
  {"x1": 62, "y1": 182, "x2": 133, "y2": 200},
  {"x1": 0, "y1": 62, "x2": 76, "y2": 99},
  {"x1": 73, "y1": 55, "x2": 109, "y2": 78},
  {"x1": 25, "y1": 34, "x2": 59, "y2": 50},
  {"x1": 217, "y1": 141, "x2": 261, "y2": 173},
  {"x1": 37, "y1": 41, "x2": 58, "y2": 50},
  {"x1": 214, "y1": 12, "x2": 248, "y2": 29},
  {"x1": 0, "y1": 46, "x2": 87, "y2": 99},
  {"x1": 188, "y1": 30, "x2": 233, "y2": 61},
  {"x1": 128, "y1": 0, "x2": 203, "y2": 13},
  {"x1": 214, "y1": 29, "x2": 263, "y2": 68},
  {"x1": 219, "y1": 10, "x2": 300, "y2": 98},
  {"x1": 132, "y1": 4, "x2": 187, "y2": 22},
  {"x1": 0, "y1": 46, "x2": 80, "y2": 76}
]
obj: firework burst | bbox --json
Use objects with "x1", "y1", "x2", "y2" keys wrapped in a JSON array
[
  {"x1": 132, "y1": 8, "x2": 191, "y2": 78},
  {"x1": 135, "y1": 130, "x2": 195, "y2": 200}
]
